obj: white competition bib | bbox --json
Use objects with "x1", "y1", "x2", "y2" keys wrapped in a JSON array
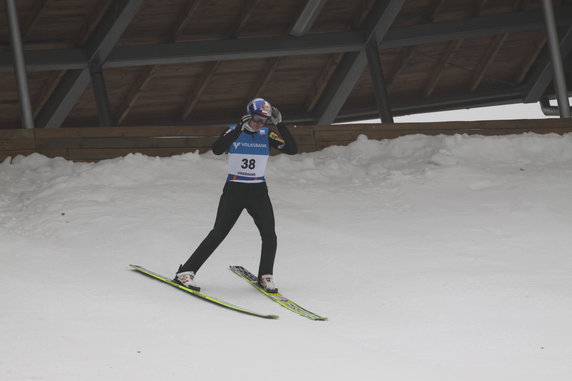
[{"x1": 226, "y1": 127, "x2": 270, "y2": 183}]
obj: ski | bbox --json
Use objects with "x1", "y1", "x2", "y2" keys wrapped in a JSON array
[
  {"x1": 130, "y1": 264, "x2": 279, "y2": 320},
  {"x1": 229, "y1": 266, "x2": 327, "y2": 321}
]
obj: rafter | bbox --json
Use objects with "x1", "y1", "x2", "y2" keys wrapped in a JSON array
[
  {"x1": 387, "y1": 0, "x2": 447, "y2": 96},
  {"x1": 228, "y1": 0, "x2": 260, "y2": 39},
  {"x1": 117, "y1": 0, "x2": 202, "y2": 125},
  {"x1": 423, "y1": 39, "x2": 462, "y2": 97},
  {"x1": 366, "y1": 37, "x2": 393, "y2": 122},
  {"x1": 424, "y1": 0, "x2": 487, "y2": 97},
  {"x1": 74, "y1": 0, "x2": 115, "y2": 46},
  {"x1": 31, "y1": 71, "x2": 64, "y2": 118},
  {"x1": 305, "y1": 53, "x2": 343, "y2": 112},
  {"x1": 4, "y1": 6, "x2": 572, "y2": 73},
  {"x1": 33, "y1": 0, "x2": 115, "y2": 128},
  {"x1": 523, "y1": 25, "x2": 572, "y2": 103},
  {"x1": 470, "y1": 34, "x2": 508, "y2": 92},
  {"x1": 469, "y1": 0, "x2": 527, "y2": 92},
  {"x1": 387, "y1": 47, "x2": 415, "y2": 91},
  {"x1": 21, "y1": 0, "x2": 48, "y2": 38},
  {"x1": 35, "y1": 0, "x2": 146, "y2": 128},
  {"x1": 244, "y1": 57, "x2": 280, "y2": 104},
  {"x1": 172, "y1": 0, "x2": 203, "y2": 41},
  {"x1": 116, "y1": 66, "x2": 157, "y2": 124},
  {"x1": 178, "y1": 62, "x2": 221, "y2": 121},
  {"x1": 315, "y1": 0, "x2": 407, "y2": 125},
  {"x1": 290, "y1": 0, "x2": 328, "y2": 36},
  {"x1": 179, "y1": 0, "x2": 260, "y2": 121},
  {"x1": 304, "y1": 1, "x2": 372, "y2": 114},
  {"x1": 515, "y1": 35, "x2": 547, "y2": 85}
]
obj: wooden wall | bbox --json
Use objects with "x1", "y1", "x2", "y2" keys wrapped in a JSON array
[{"x1": 1, "y1": 119, "x2": 571, "y2": 163}]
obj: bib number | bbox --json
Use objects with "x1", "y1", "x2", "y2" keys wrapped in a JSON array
[{"x1": 241, "y1": 158, "x2": 256, "y2": 170}]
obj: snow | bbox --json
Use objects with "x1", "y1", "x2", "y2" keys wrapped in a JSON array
[{"x1": 1, "y1": 132, "x2": 572, "y2": 380}]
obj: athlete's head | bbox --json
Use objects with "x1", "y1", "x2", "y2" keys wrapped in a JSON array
[{"x1": 246, "y1": 98, "x2": 271, "y2": 130}]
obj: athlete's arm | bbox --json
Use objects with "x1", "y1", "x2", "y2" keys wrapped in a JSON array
[
  {"x1": 269, "y1": 123, "x2": 298, "y2": 155},
  {"x1": 212, "y1": 115, "x2": 251, "y2": 155},
  {"x1": 212, "y1": 127, "x2": 241, "y2": 155}
]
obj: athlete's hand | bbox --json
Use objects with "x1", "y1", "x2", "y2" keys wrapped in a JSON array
[
  {"x1": 271, "y1": 106, "x2": 282, "y2": 125},
  {"x1": 238, "y1": 114, "x2": 252, "y2": 131}
]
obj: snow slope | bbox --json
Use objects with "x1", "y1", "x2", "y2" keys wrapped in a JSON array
[{"x1": 1, "y1": 132, "x2": 572, "y2": 380}]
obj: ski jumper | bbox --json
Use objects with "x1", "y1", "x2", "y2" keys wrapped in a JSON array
[{"x1": 180, "y1": 121, "x2": 297, "y2": 278}]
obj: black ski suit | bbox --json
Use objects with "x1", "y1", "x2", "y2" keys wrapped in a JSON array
[{"x1": 179, "y1": 121, "x2": 297, "y2": 278}]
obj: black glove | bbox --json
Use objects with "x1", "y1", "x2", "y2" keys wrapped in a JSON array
[
  {"x1": 238, "y1": 114, "x2": 252, "y2": 131},
  {"x1": 271, "y1": 106, "x2": 282, "y2": 125}
]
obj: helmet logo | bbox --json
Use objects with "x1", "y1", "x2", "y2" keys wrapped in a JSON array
[{"x1": 247, "y1": 98, "x2": 272, "y2": 116}]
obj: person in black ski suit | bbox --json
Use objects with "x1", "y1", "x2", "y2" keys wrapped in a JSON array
[{"x1": 175, "y1": 98, "x2": 297, "y2": 293}]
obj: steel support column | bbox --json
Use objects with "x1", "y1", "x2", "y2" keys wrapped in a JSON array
[
  {"x1": 89, "y1": 60, "x2": 114, "y2": 126},
  {"x1": 365, "y1": 37, "x2": 393, "y2": 122},
  {"x1": 4, "y1": 0, "x2": 35, "y2": 129},
  {"x1": 541, "y1": 0, "x2": 571, "y2": 118}
]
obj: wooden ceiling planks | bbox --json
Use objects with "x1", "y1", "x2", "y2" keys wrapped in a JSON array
[{"x1": 0, "y1": 0, "x2": 570, "y2": 128}]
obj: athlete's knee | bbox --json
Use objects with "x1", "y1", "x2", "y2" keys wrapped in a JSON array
[
  {"x1": 207, "y1": 228, "x2": 230, "y2": 243},
  {"x1": 260, "y1": 230, "x2": 277, "y2": 245}
]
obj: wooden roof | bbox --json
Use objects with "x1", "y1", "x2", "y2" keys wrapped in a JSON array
[{"x1": 0, "y1": 0, "x2": 571, "y2": 129}]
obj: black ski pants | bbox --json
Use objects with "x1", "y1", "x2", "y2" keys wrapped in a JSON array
[{"x1": 180, "y1": 181, "x2": 277, "y2": 278}]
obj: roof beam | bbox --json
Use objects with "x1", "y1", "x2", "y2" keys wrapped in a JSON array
[
  {"x1": 423, "y1": 40, "x2": 463, "y2": 97},
  {"x1": 314, "y1": 0, "x2": 406, "y2": 125},
  {"x1": 2, "y1": 6, "x2": 572, "y2": 73},
  {"x1": 386, "y1": 0, "x2": 445, "y2": 92},
  {"x1": 21, "y1": 0, "x2": 48, "y2": 38},
  {"x1": 172, "y1": 0, "x2": 203, "y2": 41},
  {"x1": 514, "y1": 35, "x2": 547, "y2": 85},
  {"x1": 179, "y1": 62, "x2": 221, "y2": 121},
  {"x1": 118, "y1": 1, "x2": 204, "y2": 125},
  {"x1": 335, "y1": 87, "x2": 527, "y2": 121},
  {"x1": 290, "y1": 0, "x2": 328, "y2": 37},
  {"x1": 116, "y1": 66, "x2": 157, "y2": 125},
  {"x1": 469, "y1": 34, "x2": 508, "y2": 92},
  {"x1": 106, "y1": 31, "x2": 364, "y2": 68},
  {"x1": 381, "y1": 5, "x2": 572, "y2": 49},
  {"x1": 173, "y1": 87, "x2": 530, "y2": 126},
  {"x1": 365, "y1": 37, "x2": 393, "y2": 122},
  {"x1": 178, "y1": 0, "x2": 260, "y2": 121},
  {"x1": 244, "y1": 57, "x2": 280, "y2": 104},
  {"x1": 35, "y1": 0, "x2": 145, "y2": 128},
  {"x1": 523, "y1": 25, "x2": 572, "y2": 103}
]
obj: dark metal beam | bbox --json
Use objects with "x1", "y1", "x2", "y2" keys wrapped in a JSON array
[
  {"x1": 106, "y1": 31, "x2": 364, "y2": 68},
  {"x1": 290, "y1": 0, "x2": 328, "y2": 37},
  {"x1": 166, "y1": 87, "x2": 533, "y2": 126},
  {"x1": 336, "y1": 87, "x2": 528, "y2": 122},
  {"x1": 4, "y1": 0, "x2": 35, "y2": 129},
  {"x1": 523, "y1": 25, "x2": 572, "y2": 103},
  {"x1": 35, "y1": 0, "x2": 145, "y2": 128},
  {"x1": 89, "y1": 60, "x2": 114, "y2": 126},
  {"x1": 380, "y1": 5, "x2": 572, "y2": 49},
  {"x1": 314, "y1": 0, "x2": 406, "y2": 125},
  {"x1": 539, "y1": 0, "x2": 570, "y2": 117},
  {"x1": 3, "y1": 6, "x2": 572, "y2": 73},
  {"x1": 365, "y1": 37, "x2": 393, "y2": 122}
]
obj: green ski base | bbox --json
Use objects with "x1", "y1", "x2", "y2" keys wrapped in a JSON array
[
  {"x1": 229, "y1": 266, "x2": 328, "y2": 321},
  {"x1": 130, "y1": 264, "x2": 279, "y2": 320}
]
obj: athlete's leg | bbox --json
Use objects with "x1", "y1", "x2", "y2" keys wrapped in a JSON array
[
  {"x1": 180, "y1": 182, "x2": 244, "y2": 273},
  {"x1": 246, "y1": 183, "x2": 277, "y2": 278}
]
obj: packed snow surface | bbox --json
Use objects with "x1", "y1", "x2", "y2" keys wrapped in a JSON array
[{"x1": 1, "y1": 132, "x2": 572, "y2": 380}]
